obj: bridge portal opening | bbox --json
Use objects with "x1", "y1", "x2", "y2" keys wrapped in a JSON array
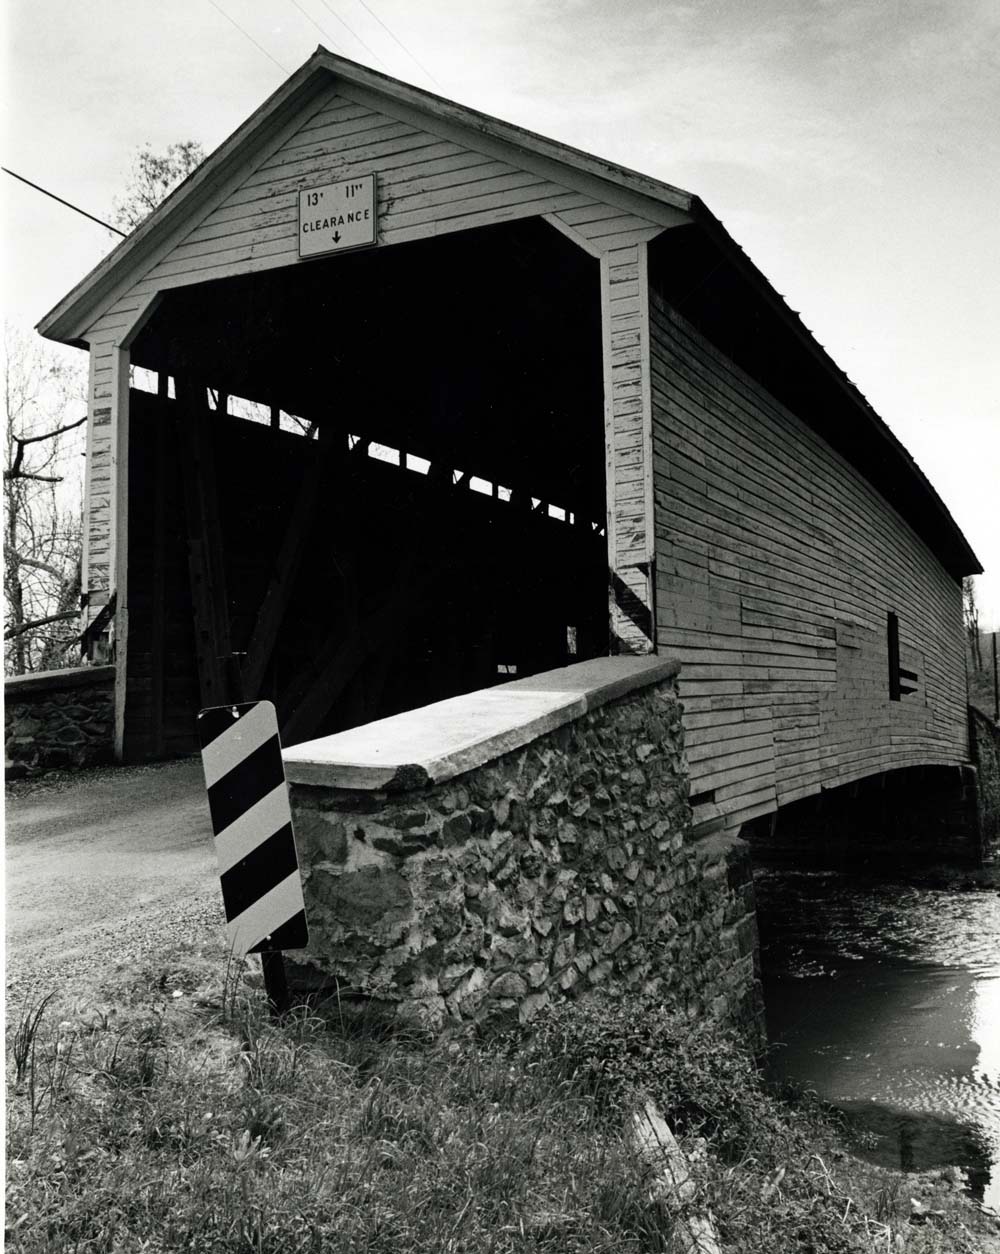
[{"x1": 120, "y1": 218, "x2": 607, "y2": 760}]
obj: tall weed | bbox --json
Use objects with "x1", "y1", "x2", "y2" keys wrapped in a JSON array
[{"x1": 6, "y1": 953, "x2": 997, "y2": 1253}]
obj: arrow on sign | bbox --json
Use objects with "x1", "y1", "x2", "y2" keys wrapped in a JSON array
[{"x1": 333, "y1": 231, "x2": 341, "y2": 243}]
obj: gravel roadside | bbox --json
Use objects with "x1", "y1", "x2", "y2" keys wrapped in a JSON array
[{"x1": 6, "y1": 757, "x2": 224, "y2": 1007}]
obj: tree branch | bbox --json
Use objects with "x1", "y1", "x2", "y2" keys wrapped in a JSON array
[
  {"x1": 13, "y1": 554, "x2": 66, "y2": 580},
  {"x1": 4, "y1": 609, "x2": 77, "y2": 641},
  {"x1": 14, "y1": 414, "x2": 87, "y2": 447},
  {"x1": 4, "y1": 470, "x2": 63, "y2": 483},
  {"x1": 5, "y1": 414, "x2": 86, "y2": 481}
]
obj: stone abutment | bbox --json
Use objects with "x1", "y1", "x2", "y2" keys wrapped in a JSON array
[
  {"x1": 5, "y1": 666, "x2": 116, "y2": 773},
  {"x1": 282, "y1": 657, "x2": 763, "y2": 1039}
]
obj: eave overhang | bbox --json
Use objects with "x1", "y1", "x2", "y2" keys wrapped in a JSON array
[
  {"x1": 35, "y1": 46, "x2": 693, "y2": 348},
  {"x1": 683, "y1": 202, "x2": 982, "y2": 579},
  {"x1": 36, "y1": 48, "x2": 981, "y2": 580}
]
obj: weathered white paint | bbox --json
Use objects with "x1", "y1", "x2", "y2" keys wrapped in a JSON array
[
  {"x1": 649, "y1": 294, "x2": 967, "y2": 829},
  {"x1": 80, "y1": 293, "x2": 162, "y2": 758},
  {"x1": 109, "y1": 345, "x2": 130, "y2": 759},
  {"x1": 76, "y1": 82, "x2": 682, "y2": 668}
]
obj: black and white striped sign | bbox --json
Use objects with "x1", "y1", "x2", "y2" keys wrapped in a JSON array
[{"x1": 198, "y1": 700, "x2": 308, "y2": 956}]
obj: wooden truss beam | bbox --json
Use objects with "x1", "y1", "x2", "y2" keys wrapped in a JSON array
[
  {"x1": 242, "y1": 427, "x2": 339, "y2": 700},
  {"x1": 176, "y1": 375, "x2": 232, "y2": 710},
  {"x1": 280, "y1": 558, "x2": 424, "y2": 746}
]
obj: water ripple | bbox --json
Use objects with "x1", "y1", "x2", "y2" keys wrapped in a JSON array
[{"x1": 757, "y1": 869, "x2": 1000, "y2": 1212}]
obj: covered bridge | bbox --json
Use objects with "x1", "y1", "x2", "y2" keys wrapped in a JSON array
[{"x1": 38, "y1": 48, "x2": 982, "y2": 844}]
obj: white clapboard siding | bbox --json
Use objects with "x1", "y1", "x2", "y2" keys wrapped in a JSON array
[
  {"x1": 547, "y1": 204, "x2": 668, "y2": 653},
  {"x1": 538, "y1": 217, "x2": 664, "y2": 655},
  {"x1": 77, "y1": 83, "x2": 672, "y2": 651},
  {"x1": 650, "y1": 293, "x2": 966, "y2": 829},
  {"x1": 127, "y1": 87, "x2": 607, "y2": 293},
  {"x1": 82, "y1": 336, "x2": 117, "y2": 602}
]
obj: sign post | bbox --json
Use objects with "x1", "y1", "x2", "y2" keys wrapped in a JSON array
[{"x1": 198, "y1": 682, "x2": 307, "y2": 1017}]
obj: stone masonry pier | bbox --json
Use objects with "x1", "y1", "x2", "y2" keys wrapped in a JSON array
[
  {"x1": 5, "y1": 666, "x2": 116, "y2": 773},
  {"x1": 283, "y1": 657, "x2": 763, "y2": 1037}
]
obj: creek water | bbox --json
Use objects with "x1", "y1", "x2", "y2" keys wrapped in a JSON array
[{"x1": 756, "y1": 867, "x2": 1000, "y2": 1212}]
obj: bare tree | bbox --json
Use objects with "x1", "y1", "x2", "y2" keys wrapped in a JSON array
[
  {"x1": 4, "y1": 324, "x2": 87, "y2": 675},
  {"x1": 111, "y1": 141, "x2": 205, "y2": 232},
  {"x1": 963, "y1": 576, "x2": 983, "y2": 673},
  {"x1": 3, "y1": 142, "x2": 207, "y2": 677}
]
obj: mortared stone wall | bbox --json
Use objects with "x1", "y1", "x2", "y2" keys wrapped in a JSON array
[
  {"x1": 284, "y1": 658, "x2": 763, "y2": 1039},
  {"x1": 5, "y1": 666, "x2": 116, "y2": 774}
]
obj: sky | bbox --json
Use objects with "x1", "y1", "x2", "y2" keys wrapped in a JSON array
[{"x1": 3, "y1": 0, "x2": 998, "y2": 625}]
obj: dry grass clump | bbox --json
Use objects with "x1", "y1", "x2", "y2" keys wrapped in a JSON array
[
  {"x1": 6, "y1": 948, "x2": 998, "y2": 1253},
  {"x1": 6, "y1": 946, "x2": 665, "y2": 1252}
]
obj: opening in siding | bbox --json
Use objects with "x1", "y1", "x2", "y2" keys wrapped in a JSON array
[
  {"x1": 130, "y1": 366, "x2": 157, "y2": 393},
  {"x1": 497, "y1": 664, "x2": 518, "y2": 675},
  {"x1": 199, "y1": 421, "x2": 597, "y2": 540},
  {"x1": 279, "y1": 411, "x2": 313, "y2": 438},
  {"x1": 888, "y1": 611, "x2": 900, "y2": 701},
  {"x1": 369, "y1": 442, "x2": 400, "y2": 466},
  {"x1": 229, "y1": 395, "x2": 271, "y2": 426},
  {"x1": 888, "y1": 611, "x2": 920, "y2": 699}
]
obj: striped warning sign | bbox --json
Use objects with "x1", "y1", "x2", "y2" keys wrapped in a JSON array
[{"x1": 198, "y1": 700, "x2": 308, "y2": 956}]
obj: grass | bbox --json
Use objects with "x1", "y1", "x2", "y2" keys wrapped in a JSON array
[{"x1": 6, "y1": 942, "x2": 1000, "y2": 1253}]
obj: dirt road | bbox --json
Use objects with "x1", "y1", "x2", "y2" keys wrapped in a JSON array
[{"x1": 5, "y1": 758, "x2": 223, "y2": 1006}]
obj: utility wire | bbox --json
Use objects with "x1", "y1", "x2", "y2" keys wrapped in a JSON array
[
  {"x1": 205, "y1": 0, "x2": 291, "y2": 74},
  {"x1": 2, "y1": 167, "x2": 126, "y2": 236},
  {"x1": 314, "y1": 0, "x2": 392, "y2": 73},
  {"x1": 351, "y1": 0, "x2": 442, "y2": 88},
  {"x1": 4, "y1": 15, "x2": 439, "y2": 246},
  {"x1": 287, "y1": 0, "x2": 346, "y2": 54}
]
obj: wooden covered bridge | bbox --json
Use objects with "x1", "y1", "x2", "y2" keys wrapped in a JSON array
[{"x1": 38, "y1": 48, "x2": 983, "y2": 845}]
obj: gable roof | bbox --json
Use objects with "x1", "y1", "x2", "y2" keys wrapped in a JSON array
[
  {"x1": 36, "y1": 47, "x2": 981, "y2": 578},
  {"x1": 36, "y1": 45, "x2": 694, "y2": 347}
]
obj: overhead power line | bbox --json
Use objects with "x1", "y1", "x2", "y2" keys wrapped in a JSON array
[
  {"x1": 205, "y1": 0, "x2": 291, "y2": 74},
  {"x1": 5, "y1": 9, "x2": 440, "y2": 249},
  {"x1": 351, "y1": 0, "x2": 442, "y2": 88},
  {"x1": 2, "y1": 167, "x2": 126, "y2": 237},
  {"x1": 286, "y1": 0, "x2": 346, "y2": 54},
  {"x1": 314, "y1": 0, "x2": 392, "y2": 73}
]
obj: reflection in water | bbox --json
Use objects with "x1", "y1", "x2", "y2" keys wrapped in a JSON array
[
  {"x1": 973, "y1": 976, "x2": 1000, "y2": 1207},
  {"x1": 757, "y1": 870, "x2": 1000, "y2": 1212}
]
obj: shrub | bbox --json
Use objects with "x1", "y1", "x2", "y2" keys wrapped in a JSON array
[{"x1": 518, "y1": 992, "x2": 786, "y2": 1153}]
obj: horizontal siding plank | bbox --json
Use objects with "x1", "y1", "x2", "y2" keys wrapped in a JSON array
[{"x1": 653, "y1": 296, "x2": 967, "y2": 828}]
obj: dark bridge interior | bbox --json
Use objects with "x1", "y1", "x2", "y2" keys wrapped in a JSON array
[{"x1": 123, "y1": 218, "x2": 608, "y2": 759}]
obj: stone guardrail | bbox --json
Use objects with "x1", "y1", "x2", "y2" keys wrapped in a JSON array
[
  {"x1": 283, "y1": 656, "x2": 763, "y2": 1036},
  {"x1": 5, "y1": 666, "x2": 116, "y2": 774}
]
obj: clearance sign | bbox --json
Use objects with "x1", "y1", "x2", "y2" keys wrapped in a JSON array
[{"x1": 298, "y1": 174, "x2": 377, "y2": 258}]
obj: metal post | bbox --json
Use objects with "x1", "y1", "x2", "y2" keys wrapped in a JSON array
[
  {"x1": 224, "y1": 652, "x2": 245, "y2": 704},
  {"x1": 223, "y1": 651, "x2": 289, "y2": 1019},
  {"x1": 261, "y1": 950, "x2": 290, "y2": 1019},
  {"x1": 993, "y1": 631, "x2": 998, "y2": 724}
]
